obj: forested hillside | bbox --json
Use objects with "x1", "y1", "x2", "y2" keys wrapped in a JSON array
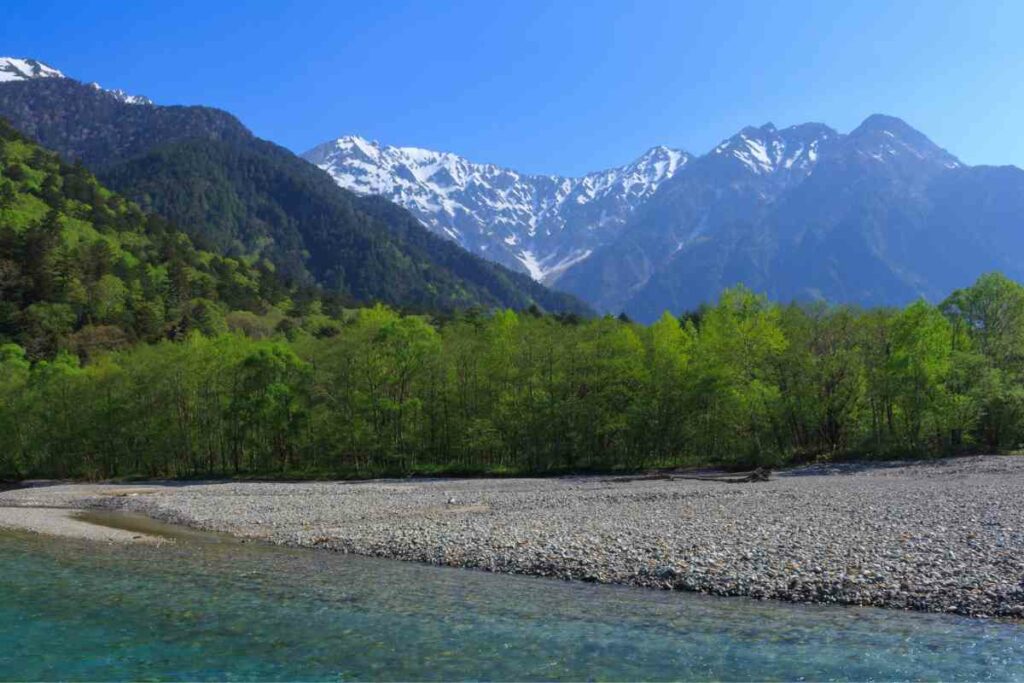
[
  {"x1": 0, "y1": 119, "x2": 329, "y2": 359},
  {"x1": 0, "y1": 79, "x2": 249, "y2": 168},
  {"x1": 0, "y1": 78, "x2": 590, "y2": 315},
  {"x1": 3, "y1": 265, "x2": 1023, "y2": 479}
]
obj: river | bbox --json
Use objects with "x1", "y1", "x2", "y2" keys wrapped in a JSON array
[{"x1": 1, "y1": 514, "x2": 1022, "y2": 680}]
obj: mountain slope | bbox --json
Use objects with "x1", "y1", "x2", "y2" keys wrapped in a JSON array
[
  {"x1": 100, "y1": 137, "x2": 587, "y2": 312},
  {"x1": 0, "y1": 65, "x2": 589, "y2": 315},
  {"x1": 304, "y1": 136, "x2": 688, "y2": 282},
  {"x1": 313, "y1": 116, "x2": 1024, "y2": 322},
  {"x1": 0, "y1": 77, "x2": 252, "y2": 171},
  {"x1": 0, "y1": 118, "x2": 291, "y2": 357}
]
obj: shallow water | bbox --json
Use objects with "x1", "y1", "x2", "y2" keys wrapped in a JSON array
[{"x1": 1, "y1": 517, "x2": 1023, "y2": 681}]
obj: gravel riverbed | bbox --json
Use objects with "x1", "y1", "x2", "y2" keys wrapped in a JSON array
[{"x1": 2, "y1": 456, "x2": 1023, "y2": 618}]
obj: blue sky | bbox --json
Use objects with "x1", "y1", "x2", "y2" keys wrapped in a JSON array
[{"x1": 3, "y1": 0, "x2": 1021, "y2": 175}]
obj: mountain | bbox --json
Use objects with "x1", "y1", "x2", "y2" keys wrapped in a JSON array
[
  {"x1": 557, "y1": 121, "x2": 843, "y2": 315},
  {"x1": 309, "y1": 117, "x2": 1024, "y2": 322},
  {"x1": 304, "y1": 136, "x2": 688, "y2": 282},
  {"x1": 0, "y1": 60, "x2": 590, "y2": 316},
  {"x1": 7, "y1": 58, "x2": 1014, "y2": 322},
  {"x1": 560, "y1": 115, "x2": 1024, "y2": 321},
  {"x1": 0, "y1": 78, "x2": 246, "y2": 169},
  {"x1": 560, "y1": 116, "x2": 966, "y2": 319},
  {"x1": 87, "y1": 82, "x2": 153, "y2": 106}
]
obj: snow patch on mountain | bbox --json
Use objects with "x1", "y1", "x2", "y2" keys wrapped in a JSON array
[
  {"x1": 89, "y1": 82, "x2": 153, "y2": 106},
  {"x1": 304, "y1": 137, "x2": 689, "y2": 282}
]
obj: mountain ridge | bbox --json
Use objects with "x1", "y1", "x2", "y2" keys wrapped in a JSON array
[
  {"x1": 4, "y1": 55, "x2": 1019, "y2": 323},
  {"x1": 308, "y1": 115, "x2": 1023, "y2": 322},
  {"x1": 303, "y1": 135, "x2": 689, "y2": 282},
  {"x1": 560, "y1": 114, "x2": 1023, "y2": 321}
]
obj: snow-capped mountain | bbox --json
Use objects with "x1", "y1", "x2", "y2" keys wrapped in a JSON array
[
  {"x1": 0, "y1": 57, "x2": 151, "y2": 105},
  {"x1": 306, "y1": 116, "x2": 1020, "y2": 321},
  {"x1": 556, "y1": 115, "x2": 1019, "y2": 322},
  {"x1": 552, "y1": 121, "x2": 841, "y2": 315},
  {"x1": 304, "y1": 137, "x2": 689, "y2": 282}
]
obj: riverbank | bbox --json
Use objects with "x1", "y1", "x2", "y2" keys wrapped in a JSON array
[{"x1": 1, "y1": 456, "x2": 1021, "y2": 618}]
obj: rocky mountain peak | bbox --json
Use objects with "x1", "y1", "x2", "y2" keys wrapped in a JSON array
[
  {"x1": 847, "y1": 114, "x2": 960, "y2": 169},
  {"x1": 88, "y1": 82, "x2": 153, "y2": 106},
  {"x1": 853, "y1": 113, "x2": 915, "y2": 135},
  {"x1": 304, "y1": 115, "x2": 982, "y2": 303}
]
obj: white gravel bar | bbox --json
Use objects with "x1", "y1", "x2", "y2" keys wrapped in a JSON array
[{"x1": 1, "y1": 457, "x2": 1022, "y2": 618}]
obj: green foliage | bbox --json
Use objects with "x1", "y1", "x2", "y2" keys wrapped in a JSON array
[
  {"x1": 684, "y1": 288, "x2": 786, "y2": 465},
  {"x1": 942, "y1": 273, "x2": 1024, "y2": 449},
  {"x1": 6, "y1": 273, "x2": 1024, "y2": 480},
  {"x1": 888, "y1": 301, "x2": 953, "y2": 450},
  {"x1": 775, "y1": 305, "x2": 866, "y2": 458}
]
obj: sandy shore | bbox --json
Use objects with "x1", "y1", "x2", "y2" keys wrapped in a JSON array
[{"x1": 1, "y1": 457, "x2": 1022, "y2": 618}]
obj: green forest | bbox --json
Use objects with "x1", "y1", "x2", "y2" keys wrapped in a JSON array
[
  {"x1": 3, "y1": 272, "x2": 1024, "y2": 479},
  {"x1": 3, "y1": 118, "x2": 1024, "y2": 480}
]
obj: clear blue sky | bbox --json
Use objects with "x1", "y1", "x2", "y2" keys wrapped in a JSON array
[{"x1": 3, "y1": 0, "x2": 1021, "y2": 175}]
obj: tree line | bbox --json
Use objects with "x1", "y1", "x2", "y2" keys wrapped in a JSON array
[{"x1": 3, "y1": 272, "x2": 1023, "y2": 480}]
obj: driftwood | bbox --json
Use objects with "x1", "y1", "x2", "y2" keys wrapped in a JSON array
[{"x1": 605, "y1": 467, "x2": 772, "y2": 484}]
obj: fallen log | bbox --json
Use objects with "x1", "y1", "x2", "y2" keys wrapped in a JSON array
[
  {"x1": 605, "y1": 467, "x2": 772, "y2": 484},
  {"x1": 684, "y1": 467, "x2": 771, "y2": 483}
]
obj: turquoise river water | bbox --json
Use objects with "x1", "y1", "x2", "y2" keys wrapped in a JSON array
[{"x1": 1, "y1": 514, "x2": 1023, "y2": 681}]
